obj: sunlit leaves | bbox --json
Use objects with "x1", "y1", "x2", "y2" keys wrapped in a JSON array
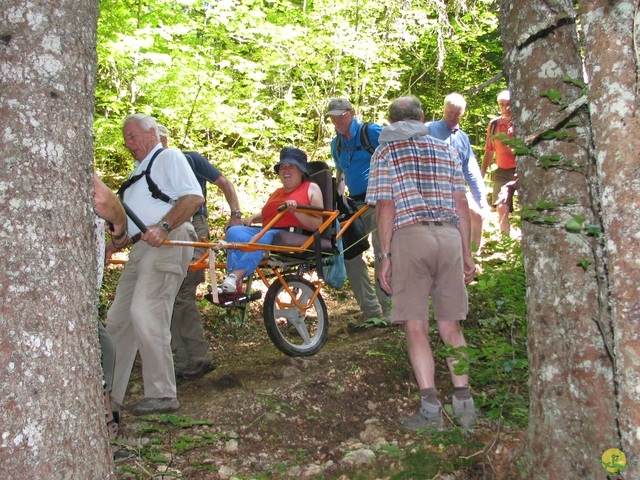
[{"x1": 95, "y1": 0, "x2": 503, "y2": 189}]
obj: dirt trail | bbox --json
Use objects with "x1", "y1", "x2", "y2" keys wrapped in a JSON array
[{"x1": 109, "y1": 281, "x2": 522, "y2": 479}]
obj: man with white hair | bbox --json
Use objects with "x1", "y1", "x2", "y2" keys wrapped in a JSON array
[
  {"x1": 106, "y1": 114, "x2": 204, "y2": 415},
  {"x1": 427, "y1": 93, "x2": 489, "y2": 251},
  {"x1": 367, "y1": 95, "x2": 477, "y2": 430}
]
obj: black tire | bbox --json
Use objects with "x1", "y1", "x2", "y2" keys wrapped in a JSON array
[{"x1": 263, "y1": 275, "x2": 328, "y2": 356}]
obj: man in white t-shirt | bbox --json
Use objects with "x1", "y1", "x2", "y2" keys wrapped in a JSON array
[{"x1": 106, "y1": 114, "x2": 204, "y2": 416}]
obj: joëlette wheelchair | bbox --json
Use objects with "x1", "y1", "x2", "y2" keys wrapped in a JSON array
[{"x1": 114, "y1": 161, "x2": 368, "y2": 357}]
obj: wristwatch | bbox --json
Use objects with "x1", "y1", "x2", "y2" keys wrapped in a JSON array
[
  {"x1": 158, "y1": 221, "x2": 172, "y2": 232},
  {"x1": 378, "y1": 252, "x2": 392, "y2": 260},
  {"x1": 230, "y1": 210, "x2": 243, "y2": 218}
]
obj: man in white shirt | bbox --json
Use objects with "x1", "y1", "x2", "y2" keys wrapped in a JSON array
[{"x1": 106, "y1": 114, "x2": 204, "y2": 416}]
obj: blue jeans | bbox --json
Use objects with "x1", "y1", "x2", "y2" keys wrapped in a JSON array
[{"x1": 225, "y1": 226, "x2": 280, "y2": 277}]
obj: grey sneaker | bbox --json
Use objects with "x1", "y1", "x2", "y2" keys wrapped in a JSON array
[
  {"x1": 452, "y1": 396, "x2": 477, "y2": 427},
  {"x1": 400, "y1": 400, "x2": 444, "y2": 431},
  {"x1": 130, "y1": 397, "x2": 180, "y2": 416}
]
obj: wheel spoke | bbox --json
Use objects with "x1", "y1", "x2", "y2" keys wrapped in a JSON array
[{"x1": 288, "y1": 313, "x2": 312, "y2": 344}]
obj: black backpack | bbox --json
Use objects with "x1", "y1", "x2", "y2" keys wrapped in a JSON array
[
  {"x1": 337, "y1": 195, "x2": 370, "y2": 260},
  {"x1": 335, "y1": 122, "x2": 375, "y2": 156}
]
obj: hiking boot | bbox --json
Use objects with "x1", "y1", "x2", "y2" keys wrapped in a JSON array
[
  {"x1": 400, "y1": 400, "x2": 444, "y2": 431},
  {"x1": 221, "y1": 274, "x2": 238, "y2": 293},
  {"x1": 130, "y1": 397, "x2": 180, "y2": 416},
  {"x1": 107, "y1": 421, "x2": 150, "y2": 447},
  {"x1": 177, "y1": 359, "x2": 216, "y2": 381},
  {"x1": 452, "y1": 395, "x2": 477, "y2": 427},
  {"x1": 112, "y1": 446, "x2": 134, "y2": 463}
]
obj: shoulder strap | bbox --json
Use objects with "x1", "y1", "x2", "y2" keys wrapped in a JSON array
[
  {"x1": 335, "y1": 122, "x2": 375, "y2": 158},
  {"x1": 117, "y1": 148, "x2": 174, "y2": 204},
  {"x1": 489, "y1": 118, "x2": 499, "y2": 136},
  {"x1": 145, "y1": 149, "x2": 175, "y2": 204},
  {"x1": 359, "y1": 122, "x2": 375, "y2": 155}
]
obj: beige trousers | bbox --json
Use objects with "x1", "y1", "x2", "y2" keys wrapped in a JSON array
[{"x1": 107, "y1": 222, "x2": 195, "y2": 404}]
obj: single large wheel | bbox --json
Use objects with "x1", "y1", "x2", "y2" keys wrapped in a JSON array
[{"x1": 263, "y1": 275, "x2": 328, "y2": 356}]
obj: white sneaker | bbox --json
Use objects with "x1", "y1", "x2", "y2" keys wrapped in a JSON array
[{"x1": 221, "y1": 274, "x2": 238, "y2": 293}]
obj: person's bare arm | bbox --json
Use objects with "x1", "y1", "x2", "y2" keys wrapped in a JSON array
[
  {"x1": 213, "y1": 175, "x2": 242, "y2": 229},
  {"x1": 336, "y1": 169, "x2": 346, "y2": 196},
  {"x1": 481, "y1": 123, "x2": 495, "y2": 177},
  {"x1": 241, "y1": 212, "x2": 263, "y2": 226},
  {"x1": 289, "y1": 182, "x2": 324, "y2": 231},
  {"x1": 375, "y1": 199, "x2": 395, "y2": 295},
  {"x1": 453, "y1": 190, "x2": 476, "y2": 283},
  {"x1": 481, "y1": 150, "x2": 494, "y2": 178},
  {"x1": 93, "y1": 173, "x2": 126, "y2": 237}
]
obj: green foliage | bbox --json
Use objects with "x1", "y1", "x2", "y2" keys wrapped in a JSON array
[
  {"x1": 565, "y1": 213, "x2": 601, "y2": 237},
  {"x1": 465, "y1": 236, "x2": 528, "y2": 425},
  {"x1": 95, "y1": 0, "x2": 504, "y2": 197},
  {"x1": 390, "y1": 448, "x2": 448, "y2": 478},
  {"x1": 540, "y1": 89, "x2": 564, "y2": 105},
  {"x1": 141, "y1": 413, "x2": 213, "y2": 428},
  {"x1": 493, "y1": 133, "x2": 533, "y2": 156},
  {"x1": 565, "y1": 214, "x2": 584, "y2": 232},
  {"x1": 539, "y1": 129, "x2": 575, "y2": 142},
  {"x1": 519, "y1": 209, "x2": 559, "y2": 225},
  {"x1": 537, "y1": 153, "x2": 570, "y2": 169},
  {"x1": 577, "y1": 258, "x2": 593, "y2": 271}
]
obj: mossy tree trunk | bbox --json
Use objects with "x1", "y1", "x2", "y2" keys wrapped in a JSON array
[
  {"x1": 0, "y1": 0, "x2": 114, "y2": 477},
  {"x1": 500, "y1": 0, "x2": 640, "y2": 477}
]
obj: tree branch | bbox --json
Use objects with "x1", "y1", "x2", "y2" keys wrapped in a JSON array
[
  {"x1": 466, "y1": 72, "x2": 504, "y2": 95},
  {"x1": 525, "y1": 95, "x2": 588, "y2": 145}
]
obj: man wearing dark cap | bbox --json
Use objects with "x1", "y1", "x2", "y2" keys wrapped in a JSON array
[{"x1": 326, "y1": 98, "x2": 391, "y2": 330}]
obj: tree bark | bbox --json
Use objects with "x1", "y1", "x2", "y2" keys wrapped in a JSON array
[
  {"x1": 0, "y1": 0, "x2": 114, "y2": 477},
  {"x1": 580, "y1": 0, "x2": 640, "y2": 461},
  {"x1": 500, "y1": 0, "x2": 638, "y2": 477}
]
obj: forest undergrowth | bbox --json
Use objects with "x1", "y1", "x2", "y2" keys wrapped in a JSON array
[{"x1": 100, "y1": 215, "x2": 528, "y2": 479}]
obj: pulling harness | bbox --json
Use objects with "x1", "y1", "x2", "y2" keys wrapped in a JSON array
[{"x1": 117, "y1": 148, "x2": 175, "y2": 204}]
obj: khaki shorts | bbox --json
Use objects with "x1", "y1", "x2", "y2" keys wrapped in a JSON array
[{"x1": 391, "y1": 221, "x2": 468, "y2": 323}]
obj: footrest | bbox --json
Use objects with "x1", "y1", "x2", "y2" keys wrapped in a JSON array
[{"x1": 204, "y1": 290, "x2": 262, "y2": 307}]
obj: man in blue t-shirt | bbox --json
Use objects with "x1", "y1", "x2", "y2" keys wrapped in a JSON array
[
  {"x1": 426, "y1": 93, "x2": 489, "y2": 252},
  {"x1": 159, "y1": 126, "x2": 242, "y2": 379},
  {"x1": 326, "y1": 98, "x2": 392, "y2": 330}
]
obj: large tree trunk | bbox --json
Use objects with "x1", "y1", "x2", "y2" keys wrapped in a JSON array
[
  {"x1": 580, "y1": 0, "x2": 640, "y2": 461},
  {"x1": 0, "y1": 0, "x2": 114, "y2": 478},
  {"x1": 500, "y1": 0, "x2": 639, "y2": 477}
]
